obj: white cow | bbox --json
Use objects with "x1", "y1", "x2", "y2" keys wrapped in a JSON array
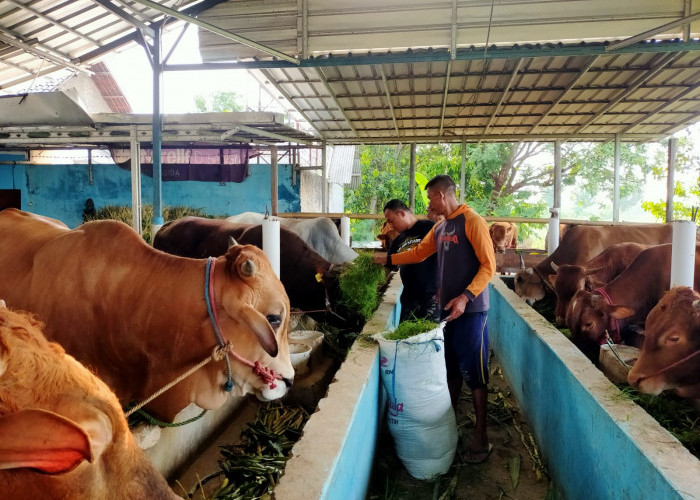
[{"x1": 227, "y1": 212, "x2": 358, "y2": 265}]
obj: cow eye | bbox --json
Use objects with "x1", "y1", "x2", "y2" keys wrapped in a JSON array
[
  {"x1": 267, "y1": 314, "x2": 282, "y2": 328},
  {"x1": 665, "y1": 335, "x2": 680, "y2": 344}
]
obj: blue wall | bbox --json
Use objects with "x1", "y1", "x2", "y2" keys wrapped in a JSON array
[
  {"x1": 488, "y1": 278, "x2": 695, "y2": 500},
  {"x1": 0, "y1": 155, "x2": 300, "y2": 228}
]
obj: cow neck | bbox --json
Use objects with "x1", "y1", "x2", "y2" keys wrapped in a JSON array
[
  {"x1": 205, "y1": 257, "x2": 281, "y2": 390},
  {"x1": 593, "y1": 287, "x2": 622, "y2": 343},
  {"x1": 533, "y1": 263, "x2": 556, "y2": 293}
]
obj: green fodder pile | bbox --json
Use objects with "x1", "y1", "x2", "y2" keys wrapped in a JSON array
[
  {"x1": 384, "y1": 318, "x2": 439, "y2": 341},
  {"x1": 338, "y1": 252, "x2": 385, "y2": 321},
  {"x1": 85, "y1": 204, "x2": 210, "y2": 243},
  {"x1": 185, "y1": 402, "x2": 310, "y2": 500},
  {"x1": 617, "y1": 385, "x2": 699, "y2": 458}
]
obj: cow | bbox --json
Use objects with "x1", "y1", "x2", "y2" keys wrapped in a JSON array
[
  {"x1": 515, "y1": 223, "x2": 675, "y2": 304},
  {"x1": 0, "y1": 302, "x2": 179, "y2": 499},
  {"x1": 489, "y1": 222, "x2": 518, "y2": 253},
  {"x1": 0, "y1": 208, "x2": 294, "y2": 422},
  {"x1": 154, "y1": 217, "x2": 359, "y2": 328},
  {"x1": 377, "y1": 220, "x2": 400, "y2": 250},
  {"x1": 566, "y1": 243, "x2": 700, "y2": 362},
  {"x1": 627, "y1": 287, "x2": 700, "y2": 398},
  {"x1": 226, "y1": 212, "x2": 358, "y2": 265},
  {"x1": 548, "y1": 242, "x2": 649, "y2": 326}
]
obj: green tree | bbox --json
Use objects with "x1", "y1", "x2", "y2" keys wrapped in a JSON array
[{"x1": 194, "y1": 91, "x2": 243, "y2": 112}]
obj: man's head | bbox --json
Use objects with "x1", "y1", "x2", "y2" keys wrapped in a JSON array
[
  {"x1": 425, "y1": 175, "x2": 458, "y2": 217},
  {"x1": 383, "y1": 199, "x2": 416, "y2": 233}
]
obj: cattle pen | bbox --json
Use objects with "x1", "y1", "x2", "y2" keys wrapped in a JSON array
[{"x1": 142, "y1": 270, "x2": 699, "y2": 500}]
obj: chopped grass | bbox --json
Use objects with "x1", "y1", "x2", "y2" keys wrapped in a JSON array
[
  {"x1": 384, "y1": 318, "x2": 439, "y2": 341},
  {"x1": 338, "y1": 252, "x2": 385, "y2": 321}
]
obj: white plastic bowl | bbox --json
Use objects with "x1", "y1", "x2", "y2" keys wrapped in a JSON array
[
  {"x1": 289, "y1": 330, "x2": 324, "y2": 351},
  {"x1": 289, "y1": 341, "x2": 312, "y2": 377}
]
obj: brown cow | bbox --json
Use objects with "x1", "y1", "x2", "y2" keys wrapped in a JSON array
[
  {"x1": 0, "y1": 209, "x2": 293, "y2": 422},
  {"x1": 548, "y1": 242, "x2": 649, "y2": 326},
  {"x1": 627, "y1": 287, "x2": 700, "y2": 398},
  {"x1": 489, "y1": 222, "x2": 518, "y2": 253},
  {"x1": 0, "y1": 302, "x2": 179, "y2": 499},
  {"x1": 515, "y1": 224, "x2": 674, "y2": 304},
  {"x1": 377, "y1": 220, "x2": 400, "y2": 251},
  {"x1": 566, "y1": 244, "x2": 700, "y2": 361}
]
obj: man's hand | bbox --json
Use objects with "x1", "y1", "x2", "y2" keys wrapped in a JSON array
[
  {"x1": 372, "y1": 252, "x2": 388, "y2": 265},
  {"x1": 444, "y1": 294, "x2": 469, "y2": 321}
]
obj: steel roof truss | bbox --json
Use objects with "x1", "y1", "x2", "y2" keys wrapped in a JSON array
[
  {"x1": 90, "y1": 0, "x2": 155, "y2": 39},
  {"x1": 316, "y1": 67, "x2": 358, "y2": 138},
  {"x1": 378, "y1": 65, "x2": 399, "y2": 136}
]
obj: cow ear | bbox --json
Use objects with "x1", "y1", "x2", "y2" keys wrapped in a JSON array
[
  {"x1": 584, "y1": 266, "x2": 605, "y2": 276},
  {"x1": 239, "y1": 306, "x2": 278, "y2": 357},
  {"x1": 609, "y1": 305, "x2": 635, "y2": 320},
  {"x1": 0, "y1": 409, "x2": 92, "y2": 474},
  {"x1": 585, "y1": 277, "x2": 605, "y2": 289},
  {"x1": 547, "y1": 274, "x2": 556, "y2": 286},
  {"x1": 228, "y1": 236, "x2": 238, "y2": 248},
  {"x1": 489, "y1": 225, "x2": 495, "y2": 236},
  {"x1": 693, "y1": 299, "x2": 700, "y2": 312}
]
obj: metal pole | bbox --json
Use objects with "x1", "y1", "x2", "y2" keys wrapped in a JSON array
[
  {"x1": 553, "y1": 141, "x2": 562, "y2": 211},
  {"x1": 151, "y1": 26, "x2": 164, "y2": 237},
  {"x1": 270, "y1": 145, "x2": 278, "y2": 216},
  {"x1": 130, "y1": 126, "x2": 142, "y2": 235},
  {"x1": 321, "y1": 143, "x2": 327, "y2": 213},
  {"x1": 460, "y1": 138, "x2": 466, "y2": 204},
  {"x1": 409, "y1": 143, "x2": 416, "y2": 212},
  {"x1": 666, "y1": 137, "x2": 677, "y2": 222},
  {"x1": 613, "y1": 134, "x2": 620, "y2": 222}
]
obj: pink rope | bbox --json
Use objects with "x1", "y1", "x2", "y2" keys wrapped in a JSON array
[{"x1": 594, "y1": 287, "x2": 621, "y2": 344}]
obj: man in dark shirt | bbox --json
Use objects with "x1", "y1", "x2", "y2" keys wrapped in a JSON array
[{"x1": 382, "y1": 199, "x2": 439, "y2": 322}]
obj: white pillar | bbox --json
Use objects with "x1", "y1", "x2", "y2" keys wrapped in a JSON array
[
  {"x1": 130, "y1": 126, "x2": 142, "y2": 236},
  {"x1": 262, "y1": 217, "x2": 281, "y2": 279},
  {"x1": 340, "y1": 216, "x2": 351, "y2": 246},
  {"x1": 547, "y1": 208, "x2": 560, "y2": 255},
  {"x1": 670, "y1": 220, "x2": 696, "y2": 288}
]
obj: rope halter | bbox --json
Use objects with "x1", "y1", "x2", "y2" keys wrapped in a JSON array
[{"x1": 593, "y1": 287, "x2": 622, "y2": 344}]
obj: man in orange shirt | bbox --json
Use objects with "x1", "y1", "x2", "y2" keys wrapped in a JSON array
[{"x1": 386, "y1": 175, "x2": 496, "y2": 463}]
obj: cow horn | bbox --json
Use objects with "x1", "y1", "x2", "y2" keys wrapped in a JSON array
[
  {"x1": 228, "y1": 236, "x2": 238, "y2": 248},
  {"x1": 0, "y1": 300, "x2": 5, "y2": 309},
  {"x1": 693, "y1": 299, "x2": 700, "y2": 311},
  {"x1": 550, "y1": 262, "x2": 558, "y2": 272},
  {"x1": 584, "y1": 266, "x2": 605, "y2": 276},
  {"x1": 519, "y1": 253, "x2": 525, "y2": 269},
  {"x1": 240, "y1": 259, "x2": 256, "y2": 277}
]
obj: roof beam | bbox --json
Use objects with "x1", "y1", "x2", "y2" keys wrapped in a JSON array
[
  {"x1": 379, "y1": 66, "x2": 400, "y2": 136},
  {"x1": 529, "y1": 55, "x2": 598, "y2": 133},
  {"x1": 6, "y1": 0, "x2": 102, "y2": 47},
  {"x1": 128, "y1": 0, "x2": 299, "y2": 64},
  {"x1": 483, "y1": 58, "x2": 523, "y2": 134},
  {"x1": 316, "y1": 67, "x2": 359, "y2": 138},
  {"x1": 438, "y1": 60, "x2": 453, "y2": 136},
  {"x1": 0, "y1": 28, "x2": 91, "y2": 75},
  {"x1": 323, "y1": 133, "x2": 661, "y2": 145},
  {"x1": 574, "y1": 51, "x2": 684, "y2": 133},
  {"x1": 236, "y1": 123, "x2": 312, "y2": 145},
  {"x1": 91, "y1": 0, "x2": 155, "y2": 39},
  {"x1": 619, "y1": 82, "x2": 700, "y2": 134},
  {"x1": 254, "y1": 69, "x2": 323, "y2": 138},
  {"x1": 607, "y1": 12, "x2": 700, "y2": 52}
]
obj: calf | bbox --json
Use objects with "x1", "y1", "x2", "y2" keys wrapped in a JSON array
[
  {"x1": 377, "y1": 220, "x2": 400, "y2": 250},
  {"x1": 566, "y1": 244, "x2": 700, "y2": 361},
  {"x1": 549, "y1": 242, "x2": 648, "y2": 326},
  {"x1": 627, "y1": 287, "x2": 700, "y2": 398},
  {"x1": 515, "y1": 223, "x2": 674, "y2": 304},
  {"x1": 0, "y1": 302, "x2": 179, "y2": 499},
  {"x1": 489, "y1": 222, "x2": 518, "y2": 253}
]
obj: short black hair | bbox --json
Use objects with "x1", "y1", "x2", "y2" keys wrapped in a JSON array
[
  {"x1": 425, "y1": 174, "x2": 456, "y2": 194},
  {"x1": 383, "y1": 199, "x2": 409, "y2": 212}
]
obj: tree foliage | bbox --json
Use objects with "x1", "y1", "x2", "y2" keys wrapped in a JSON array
[{"x1": 194, "y1": 91, "x2": 243, "y2": 112}]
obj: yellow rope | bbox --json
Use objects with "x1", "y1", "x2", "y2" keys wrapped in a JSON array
[{"x1": 124, "y1": 344, "x2": 230, "y2": 418}]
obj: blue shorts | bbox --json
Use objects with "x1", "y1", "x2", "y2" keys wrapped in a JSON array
[{"x1": 443, "y1": 311, "x2": 489, "y2": 389}]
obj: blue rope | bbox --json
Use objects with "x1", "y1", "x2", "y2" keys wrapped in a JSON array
[{"x1": 205, "y1": 257, "x2": 234, "y2": 392}]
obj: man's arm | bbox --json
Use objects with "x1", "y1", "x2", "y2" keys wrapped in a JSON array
[{"x1": 389, "y1": 228, "x2": 437, "y2": 266}]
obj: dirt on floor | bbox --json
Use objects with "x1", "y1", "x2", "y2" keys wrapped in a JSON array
[{"x1": 367, "y1": 358, "x2": 560, "y2": 500}]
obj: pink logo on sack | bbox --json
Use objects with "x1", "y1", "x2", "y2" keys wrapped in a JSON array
[
  {"x1": 388, "y1": 399, "x2": 404, "y2": 417},
  {"x1": 380, "y1": 356, "x2": 389, "y2": 367}
]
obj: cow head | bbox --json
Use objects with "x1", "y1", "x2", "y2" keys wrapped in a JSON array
[
  {"x1": 489, "y1": 222, "x2": 511, "y2": 254},
  {"x1": 210, "y1": 242, "x2": 294, "y2": 404},
  {"x1": 627, "y1": 287, "x2": 700, "y2": 398},
  {"x1": 0, "y1": 303, "x2": 179, "y2": 500},
  {"x1": 377, "y1": 221, "x2": 400, "y2": 251},
  {"x1": 549, "y1": 262, "x2": 606, "y2": 327},
  {"x1": 514, "y1": 268, "x2": 546, "y2": 304},
  {"x1": 566, "y1": 290, "x2": 635, "y2": 361}
]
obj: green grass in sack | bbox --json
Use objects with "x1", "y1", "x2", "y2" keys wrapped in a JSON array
[
  {"x1": 385, "y1": 317, "x2": 439, "y2": 340},
  {"x1": 338, "y1": 252, "x2": 385, "y2": 320}
]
